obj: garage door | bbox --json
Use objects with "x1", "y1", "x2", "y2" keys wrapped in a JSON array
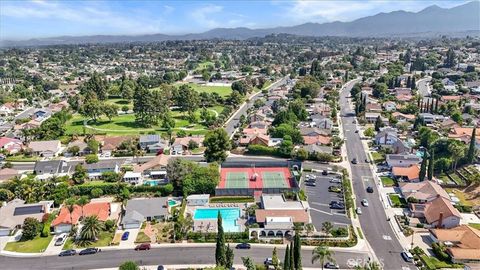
[{"x1": 124, "y1": 222, "x2": 141, "y2": 229}]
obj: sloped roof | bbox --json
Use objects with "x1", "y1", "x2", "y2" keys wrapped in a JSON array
[
  {"x1": 392, "y1": 165, "x2": 420, "y2": 180},
  {"x1": 52, "y1": 202, "x2": 110, "y2": 226},
  {"x1": 133, "y1": 155, "x2": 170, "y2": 173},
  {"x1": 424, "y1": 196, "x2": 461, "y2": 224}
]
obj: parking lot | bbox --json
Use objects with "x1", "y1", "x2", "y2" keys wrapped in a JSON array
[{"x1": 302, "y1": 171, "x2": 351, "y2": 230}]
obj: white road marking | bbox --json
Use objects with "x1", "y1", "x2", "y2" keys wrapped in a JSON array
[
  {"x1": 310, "y1": 207, "x2": 333, "y2": 216},
  {"x1": 383, "y1": 235, "x2": 392, "y2": 240}
]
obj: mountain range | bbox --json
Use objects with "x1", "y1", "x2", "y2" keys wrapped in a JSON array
[{"x1": 2, "y1": 1, "x2": 479, "y2": 47}]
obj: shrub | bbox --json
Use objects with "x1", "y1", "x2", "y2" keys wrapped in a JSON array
[
  {"x1": 432, "y1": 243, "x2": 450, "y2": 262},
  {"x1": 119, "y1": 261, "x2": 139, "y2": 270},
  {"x1": 21, "y1": 217, "x2": 41, "y2": 241},
  {"x1": 104, "y1": 220, "x2": 116, "y2": 232},
  {"x1": 331, "y1": 227, "x2": 348, "y2": 237},
  {"x1": 85, "y1": 154, "x2": 99, "y2": 164},
  {"x1": 90, "y1": 188, "x2": 104, "y2": 198},
  {"x1": 247, "y1": 144, "x2": 278, "y2": 156}
]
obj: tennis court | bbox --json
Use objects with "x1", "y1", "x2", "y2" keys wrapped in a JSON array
[
  {"x1": 262, "y1": 171, "x2": 288, "y2": 188},
  {"x1": 225, "y1": 172, "x2": 249, "y2": 188}
]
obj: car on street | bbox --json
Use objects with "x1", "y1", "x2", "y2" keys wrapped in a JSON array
[
  {"x1": 307, "y1": 174, "x2": 316, "y2": 179},
  {"x1": 121, "y1": 231, "x2": 130, "y2": 241},
  {"x1": 366, "y1": 186, "x2": 374, "y2": 193},
  {"x1": 135, "y1": 243, "x2": 151, "y2": 250},
  {"x1": 351, "y1": 158, "x2": 357, "y2": 164},
  {"x1": 356, "y1": 207, "x2": 362, "y2": 215},
  {"x1": 55, "y1": 233, "x2": 67, "y2": 246},
  {"x1": 236, "y1": 243, "x2": 251, "y2": 249},
  {"x1": 329, "y1": 178, "x2": 341, "y2": 183},
  {"x1": 401, "y1": 251, "x2": 414, "y2": 262},
  {"x1": 328, "y1": 186, "x2": 342, "y2": 193},
  {"x1": 322, "y1": 170, "x2": 328, "y2": 175},
  {"x1": 355, "y1": 130, "x2": 359, "y2": 133},
  {"x1": 361, "y1": 199, "x2": 369, "y2": 207},
  {"x1": 305, "y1": 181, "x2": 316, "y2": 186},
  {"x1": 58, "y1": 249, "x2": 76, "y2": 257},
  {"x1": 324, "y1": 262, "x2": 340, "y2": 269},
  {"x1": 79, "y1": 248, "x2": 101, "y2": 255}
]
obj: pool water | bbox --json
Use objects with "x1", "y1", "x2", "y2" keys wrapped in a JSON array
[
  {"x1": 168, "y1": 199, "x2": 178, "y2": 207},
  {"x1": 194, "y1": 208, "x2": 241, "y2": 232},
  {"x1": 144, "y1": 180, "x2": 160, "y2": 186}
]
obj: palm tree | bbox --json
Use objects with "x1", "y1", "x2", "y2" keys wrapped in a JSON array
[
  {"x1": 77, "y1": 196, "x2": 90, "y2": 220},
  {"x1": 321, "y1": 221, "x2": 333, "y2": 236},
  {"x1": 65, "y1": 198, "x2": 77, "y2": 228},
  {"x1": 311, "y1": 246, "x2": 335, "y2": 270},
  {"x1": 80, "y1": 215, "x2": 104, "y2": 241}
]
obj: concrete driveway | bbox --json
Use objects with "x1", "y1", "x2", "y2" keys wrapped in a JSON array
[{"x1": 118, "y1": 228, "x2": 139, "y2": 248}]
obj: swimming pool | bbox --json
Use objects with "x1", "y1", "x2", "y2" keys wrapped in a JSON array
[
  {"x1": 194, "y1": 208, "x2": 241, "y2": 232},
  {"x1": 144, "y1": 180, "x2": 160, "y2": 186},
  {"x1": 168, "y1": 199, "x2": 179, "y2": 207}
]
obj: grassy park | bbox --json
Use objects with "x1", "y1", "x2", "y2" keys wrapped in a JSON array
[{"x1": 173, "y1": 82, "x2": 232, "y2": 97}]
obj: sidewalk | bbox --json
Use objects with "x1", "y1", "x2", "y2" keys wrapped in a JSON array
[{"x1": 93, "y1": 266, "x2": 339, "y2": 270}]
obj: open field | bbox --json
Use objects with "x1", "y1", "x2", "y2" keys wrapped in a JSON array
[
  {"x1": 65, "y1": 106, "x2": 223, "y2": 136},
  {"x1": 174, "y1": 82, "x2": 232, "y2": 97}
]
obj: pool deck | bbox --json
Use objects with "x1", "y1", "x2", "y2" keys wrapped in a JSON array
[{"x1": 188, "y1": 204, "x2": 247, "y2": 233}]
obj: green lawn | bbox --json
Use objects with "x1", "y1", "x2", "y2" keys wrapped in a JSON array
[
  {"x1": 4, "y1": 235, "x2": 53, "y2": 253},
  {"x1": 174, "y1": 82, "x2": 232, "y2": 97},
  {"x1": 445, "y1": 189, "x2": 473, "y2": 206},
  {"x1": 105, "y1": 98, "x2": 132, "y2": 109},
  {"x1": 135, "y1": 232, "x2": 151, "y2": 243},
  {"x1": 371, "y1": 152, "x2": 385, "y2": 163},
  {"x1": 381, "y1": 176, "x2": 396, "y2": 187},
  {"x1": 389, "y1": 194, "x2": 407, "y2": 208},
  {"x1": 469, "y1": 223, "x2": 480, "y2": 230},
  {"x1": 420, "y1": 255, "x2": 462, "y2": 270},
  {"x1": 5, "y1": 155, "x2": 39, "y2": 162},
  {"x1": 195, "y1": 61, "x2": 215, "y2": 71},
  {"x1": 63, "y1": 231, "x2": 114, "y2": 249},
  {"x1": 65, "y1": 105, "x2": 224, "y2": 136}
]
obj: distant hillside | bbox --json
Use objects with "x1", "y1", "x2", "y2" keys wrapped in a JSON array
[{"x1": 2, "y1": 1, "x2": 479, "y2": 47}]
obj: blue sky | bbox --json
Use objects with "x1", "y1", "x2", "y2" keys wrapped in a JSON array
[{"x1": 0, "y1": 0, "x2": 470, "y2": 40}]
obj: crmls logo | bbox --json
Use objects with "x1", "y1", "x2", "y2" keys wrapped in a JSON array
[{"x1": 346, "y1": 258, "x2": 385, "y2": 268}]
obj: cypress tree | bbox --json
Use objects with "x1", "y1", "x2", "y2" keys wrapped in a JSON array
[
  {"x1": 467, "y1": 127, "x2": 477, "y2": 164},
  {"x1": 293, "y1": 233, "x2": 302, "y2": 270},
  {"x1": 425, "y1": 100, "x2": 430, "y2": 113},
  {"x1": 411, "y1": 77, "x2": 416, "y2": 89},
  {"x1": 406, "y1": 76, "x2": 411, "y2": 88},
  {"x1": 225, "y1": 244, "x2": 234, "y2": 269},
  {"x1": 435, "y1": 99, "x2": 439, "y2": 113},
  {"x1": 428, "y1": 150, "x2": 434, "y2": 180},
  {"x1": 419, "y1": 154, "x2": 427, "y2": 181},
  {"x1": 375, "y1": 116, "x2": 383, "y2": 132},
  {"x1": 215, "y1": 212, "x2": 226, "y2": 266},
  {"x1": 430, "y1": 100, "x2": 434, "y2": 114},
  {"x1": 290, "y1": 242, "x2": 294, "y2": 270},
  {"x1": 283, "y1": 244, "x2": 290, "y2": 270}
]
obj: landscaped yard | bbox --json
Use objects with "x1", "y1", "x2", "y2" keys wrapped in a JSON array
[
  {"x1": 445, "y1": 188, "x2": 473, "y2": 206},
  {"x1": 62, "y1": 231, "x2": 114, "y2": 249},
  {"x1": 420, "y1": 255, "x2": 462, "y2": 270},
  {"x1": 135, "y1": 231, "x2": 151, "y2": 243},
  {"x1": 388, "y1": 194, "x2": 407, "y2": 208},
  {"x1": 65, "y1": 105, "x2": 224, "y2": 136},
  {"x1": 371, "y1": 152, "x2": 385, "y2": 164},
  {"x1": 5, "y1": 155, "x2": 39, "y2": 162},
  {"x1": 381, "y1": 176, "x2": 396, "y2": 187},
  {"x1": 4, "y1": 235, "x2": 53, "y2": 253}
]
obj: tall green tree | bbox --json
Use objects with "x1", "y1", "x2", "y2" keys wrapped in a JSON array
[
  {"x1": 204, "y1": 128, "x2": 231, "y2": 163},
  {"x1": 242, "y1": 257, "x2": 256, "y2": 270},
  {"x1": 467, "y1": 127, "x2": 477, "y2": 164},
  {"x1": 374, "y1": 116, "x2": 383, "y2": 132},
  {"x1": 283, "y1": 244, "x2": 291, "y2": 270},
  {"x1": 215, "y1": 212, "x2": 226, "y2": 266},
  {"x1": 428, "y1": 150, "x2": 434, "y2": 180},
  {"x1": 290, "y1": 242, "x2": 295, "y2": 270},
  {"x1": 272, "y1": 247, "x2": 280, "y2": 270},
  {"x1": 419, "y1": 154, "x2": 427, "y2": 181},
  {"x1": 311, "y1": 246, "x2": 335, "y2": 270},
  {"x1": 225, "y1": 244, "x2": 234, "y2": 269},
  {"x1": 293, "y1": 233, "x2": 302, "y2": 270},
  {"x1": 80, "y1": 215, "x2": 104, "y2": 241},
  {"x1": 119, "y1": 261, "x2": 139, "y2": 270}
]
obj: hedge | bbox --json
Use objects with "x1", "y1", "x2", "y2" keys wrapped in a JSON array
[
  {"x1": 70, "y1": 183, "x2": 174, "y2": 197},
  {"x1": 187, "y1": 231, "x2": 249, "y2": 242},
  {"x1": 247, "y1": 144, "x2": 279, "y2": 156},
  {"x1": 210, "y1": 196, "x2": 254, "y2": 203}
]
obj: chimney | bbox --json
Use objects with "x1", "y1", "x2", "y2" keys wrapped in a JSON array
[{"x1": 437, "y1": 212, "x2": 444, "y2": 229}]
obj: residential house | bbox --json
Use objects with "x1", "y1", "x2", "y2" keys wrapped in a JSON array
[
  {"x1": 366, "y1": 103, "x2": 382, "y2": 112},
  {"x1": 400, "y1": 180, "x2": 449, "y2": 203},
  {"x1": 0, "y1": 103, "x2": 15, "y2": 116},
  {"x1": 52, "y1": 202, "x2": 112, "y2": 233},
  {"x1": 386, "y1": 154, "x2": 421, "y2": 168},
  {"x1": 365, "y1": 113, "x2": 381, "y2": 123},
  {"x1": 171, "y1": 135, "x2": 204, "y2": 155},
  {"x1": 65, "y1": 139, "x2": 90, "y2": 156},
  {"x1": 430, "y1": 225, "x2": 480, "y2": 263},
  {"x1": 133, "y1": 154, "x2": 169, "y2": 180},
  {"x1": 100, "y1": 136, "x2": 130, "y2": 156},
  {"x1": 84, "y1": 160, "x2": 120, "y2": 179},
  {"x1": 139, "y1": 134, "x2": 168, "y2": 154},
  {"x1": 28, "y1": 140, "x2": 61, "y2": 157},
  {"x1": 302, "y1": 135, "x2": 331, "y2": 146},
  {"x1": 299, "y1": 127, "x2": 330, "y2": 137},
  {"x1": 0, "y1": 137, "x2": 23, "y2": 154},
  {"x1": 123, "y1": 171, "x2": 143, "y2": 185},
  {"x1": 121, "y1": 198, "x2": 168, "y2": 229},
  {"x1": 383, "y1": 101, "x2": 397, "y2": 112},
  {"x1": 411, "y1": 195, "x2": 461, "y2": 229},
  {"x1": 33, "y1": 160, "x2": 73, "y2": 179},
  {"x1": 392, "y1": 165, "x2": 420, "y2": 182},
  {"x1": 0, "y1": 199, "x2": 53, "y2": 236},
  {"x1": 375, "y1": 128, "x2": 400, "y2": 145},
  {"x1": 249, "y1": 121, "x2": 269, "y2": 129},
  {"x1": 249, "y1": 112, "x2": 267, "y2": 123},
  {"x1": 301, "y1": 144, "x2": 333, "y2": 156},
  {"x1": 392, "y1": 112, "x2": 415, "y2": 123}
]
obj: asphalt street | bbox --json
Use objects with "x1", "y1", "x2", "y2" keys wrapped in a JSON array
[
  {"x1": 0, "y1": 246, "x2": 369, "y2": 270},
  {"x1": 340, "y1": 80, "x2": 413, "y2": 270},
  {"x1": 416, "y1": 77, "x2": 431, "y2": 97}
]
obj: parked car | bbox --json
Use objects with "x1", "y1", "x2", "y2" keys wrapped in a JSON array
[
  {"x1": 330, "y1": 178, "x2": 341, "y2": 183},
  {"x1": 236, "y1": 243, "x2": 251, "y2": 249},
  {"x1": 401, "y1": 251, "x2": 414, "y2": 262},
  {"x1": 351, "y1": 158, "x2": 357, "y2": 164},
  {"x1": 355, "y1": 130, "x2": 359, "y2": 133},
  {"x1": 157, "y1": 266, "x2": 165, "y2": 270},
  {"x1": 330, "y1": 203, "x2": 345, "y2": 210},
  {"x1": 307, "y1": 174, "x2": 316, "y2": 179},
  {"x1": 306, "y1": 181, "x2": 316, "y2": 187},
  {"x1": 135, "y1": 243, "x2": 151, "y2": 250},
  {"x1": 55, "y1": 233, "x2": 67, "y2": 246},
  {"x1": 361, "y1": 199, "x2": 369, "y2": 207},
  {"x1": 322, "y1": 170, "x2": 328, "y2": 175},
  {"x1": 79, "y1": 248, "x2": 101, "y2": 255},
  {"x1": 356, "y1": 207, "x2": 362, "y2": 215},
  {"x1": 121, "y1": 231, "x2": 130, "y2": 241},
  {"x1": 328, "y1": 186, "x2": 342, "y2": 193},
  {"x1": 324, "y1": 262, "x2": 340, "y2": 269},
  {"x1": 366, "y1": 186, "x2": 374, "y2": 193},
  {"x1": 264, "y1": 258, "x2": 273, "y2": 266},
  {"x1": 59, "y1": 249, "x2": 76, "y2": 257}
]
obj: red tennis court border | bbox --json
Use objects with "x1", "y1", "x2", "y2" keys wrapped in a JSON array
[{"x1": 218, "y1": 167, "x2": 292, "y2": 189}]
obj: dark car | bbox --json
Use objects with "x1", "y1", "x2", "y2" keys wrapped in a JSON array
[
  {"x1": 366, "y1": 186, "x2": 374, "y2": 193},
  {"x1": 236, "y1": 243, "x2": 251, "y2": 249},
  {"x1": 322, "y1": 170, "x2": 328, "y2": 175},
  {"x1": 157, "y1": 266, "x2": 165, "y2": 270},
  {"x1": 135, "y1": 243, "x2": 151, "y2": 251},
  {"x1": 351, "y1": 158, "x2": 357, "y2": 164},
  {"x1": 59, "y1": 249, "x2": 76, "y2": 257},
  {"x1": 121, "y1": 231, "x2": 130, "y2": 241},
  {"x1": 79, "y1": 248, "x2": 101, "y2": 255},
  {"x1": 324, "y1": 262, "x2": 340, "y2": 269},
  {"x1": 330, "y1": 203, "x2": 345, "y2": 210},
  {"x1": 305, "y1": 181, "x2": 316, "y2": 187}
]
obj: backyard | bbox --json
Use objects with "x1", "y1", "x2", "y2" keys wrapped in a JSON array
[
  {"x1": 65, "y1": 105, "x2": 224, "y2": 136},
  {"x1": 4, "y1": 235, "x2": 53, "y2": 253}
]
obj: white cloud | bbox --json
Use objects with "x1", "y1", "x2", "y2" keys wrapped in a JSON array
[{"x1": 190, "y1": 4, "x2": 224, "y2": 29}]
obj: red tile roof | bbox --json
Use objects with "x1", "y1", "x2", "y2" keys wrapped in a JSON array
[{"x1": 52, "y1": 202, "x2": 110, "y2": 226}]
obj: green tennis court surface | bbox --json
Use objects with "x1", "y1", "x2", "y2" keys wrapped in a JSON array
[
  {"x1": 225, "y1": 172, "x2": 248, "y2": 188},
  {"x1": 262, "y1": 171, "x2": 288, "y2": 188}
]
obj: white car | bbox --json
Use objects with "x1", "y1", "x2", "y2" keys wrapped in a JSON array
[
  {"x1": 330, "y1": 178, "x2": 341, "y2": 183},
  {"x1": 361, "y1": 199, "x2": 369, "y2": 207},
  {"x1": 356, "y1": 207, "x2": 362, "y2": 215},
  {"x1": 55, "y1": 233, "x2": 67, "y2": 246}
]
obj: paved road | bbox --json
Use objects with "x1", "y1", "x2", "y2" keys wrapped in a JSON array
[
  {"x1": 224, "y1": 76, "x2": 289, "y2": 137},
  {"x1": 0, "y1": 246, "x2": 368, "y2": 270},
  {"x1": 339, "y1": 80, "x2": 413, "y2": 270},
  {"x1": 416, "y1": 77, "x2": 431, "y2": 97}
]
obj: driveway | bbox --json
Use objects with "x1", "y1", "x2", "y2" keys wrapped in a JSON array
[
  {"x1": 118, "y1": 228, "x2": 139, "y2": 248},
  {"x1": 303, "y1": 171, "x2": 351, "y2": 230}
]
